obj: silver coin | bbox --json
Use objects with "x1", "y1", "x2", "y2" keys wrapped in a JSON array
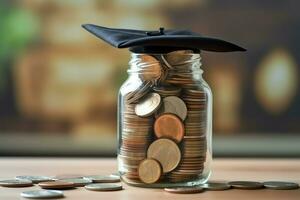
[
  {"x1": 110, "y1": 173, "x2": 120, "y2": 178},
  {"x1": 164, "y1": 186, "x2": 204, "y2": 194},
  {"x1": 203, "y1": 182, "x2": 231, "y2": 190},
  {"x1": 16, "y1": 175, "x2": 53, "y2": 183},
  {"x1": 21, "y1": 190, "x2": 64, "y2": 199},
  {"x1": 0, "y1": 179, "x2": 33, "y2": 187},
  {"x1": 83, "y1": 175, "x2": 120, "y2": 183},
  {"x1": 228, "y1": 181, "x2": 264, "y2": 189},
  {"x1": 263, "y1": 181, "x2": 299, "y2": 190},
  {"x1": 59, "y1": 178, "x2": 92, "y2": 187},
  {"x1": 85, "y1": 183, "x2": 123, "y2": 191},
  {"x1": 157, "y1": 96, "x2": 187, "y2": 120},
  {"x1": 135, "y1": 93, "x2": 161, "y2": 117}
]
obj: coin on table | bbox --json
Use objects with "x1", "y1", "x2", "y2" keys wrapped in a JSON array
[
  {"x1": 164, "y1": 186, "x2": 204, "y2": 194},
  {"x1": 157, "y1": 96, "x2": 187, "y2": 121},
  {"x1": 0, "y1": 179, "x2": 33, "y2": 187},
  {"x1": 154, "y1": 113, "x2": 184, "y2": 143},
  {"x1": 53, "y1": 174, "x2": 83, "y2": 180},
  {"x1": 16, "y1": 175, "x2": 53, "y2": 183},
  {"x1": 85, "y1": 183, "x2": 123, "y2": 191},
  {"x1": 138, "y1": 158, "x2": 162, "y2": 184},
  {"x1": 38, "y1": 181, "x2": 75, "y2": 189},
  {"x1": 21, "y1": 190, "x2": 64, "y2": 199},
  {"x1": 135, "y1": 93, "x2": 161, "y2": 117},
  {"x1": 59, "y1": 178, "x2": 92, "y2": 187},
  {"x1": 83, "y1": 175, "x2": 120, "y2": 183},
  {"x1": 202, "y1": 182, "x2": 231, "y2": 190},
  {"x1": 263, "y1": 181, "x2": 299, "y2": 190},
  {"x1": 228, "y1": 181, "x2": 264, "y2": 189},
  {"x1": 147, "y1": 138, "x2": 181, "y2": 173}
]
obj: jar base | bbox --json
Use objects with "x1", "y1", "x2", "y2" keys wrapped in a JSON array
[{"x1": 121, "y1": 171, "x2": 211, "y2": 188}]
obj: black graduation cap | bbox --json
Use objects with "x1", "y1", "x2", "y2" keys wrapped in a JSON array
[{"x1": 82, "y1": 24, "x2": 246, "y2": 53}]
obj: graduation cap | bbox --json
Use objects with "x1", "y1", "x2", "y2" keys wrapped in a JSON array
[{"x1": 82, "y1": 24, "x2": 246, "y2": 53}]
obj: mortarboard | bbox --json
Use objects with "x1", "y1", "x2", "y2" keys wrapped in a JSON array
[{"x1": 82, "y1": 24, "x2": 246, "y2": 53}]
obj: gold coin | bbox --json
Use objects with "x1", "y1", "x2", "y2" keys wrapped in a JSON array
[
  {"x1": 138, "y1": 158, "x2": 162, "y2": 184},
  {"x1": 147, "y1": 138, "x2": 181, "y2": 173},
  {"x1": 154, "y1": 113, "x2": 184, "y2": 143}
]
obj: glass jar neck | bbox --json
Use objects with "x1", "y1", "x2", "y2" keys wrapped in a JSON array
[{"x1": 127, "y1": 52, "x2": 203, "y2": 84}]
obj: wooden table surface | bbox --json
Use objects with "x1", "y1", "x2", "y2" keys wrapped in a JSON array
[{"x1": 0, "y1": 158, "x2": 300, "y2": 199}]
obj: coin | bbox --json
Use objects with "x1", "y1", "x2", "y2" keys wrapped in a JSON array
[
  {"x1": 228, "y1": 181, "x2": 264, "y2": 189},
  {"x1": 138, "y1": 158, "x2": 162, "y2": 184},
  {"x1": 157, "y1": 96, "x2": 187, "y2": 120},
  {"x1": 164, "y1": 186, "x2": 204, "y2": 194},
  {"x1": 263, "y1": 181, "x2": 299, "y2": 190},
  {"x1": 83, "y1": 175, "x2": 120, "y2": 183},
  {"x1": 59, "y1": 178, "x2": 92, "y2": 187},
  {"x1": 16, "y1": 175, "x2": 53, "y2": 183},
  {"x1": 54, "y1": 174, "x2": 83, "y2": 180},
  {"x1": 125, "y1": 81, "x2": 152, "y2": 104},
  {"x1": 21, "y1": 190, "x2": 64, "y2": 199},
  {"x1": 164, "y1": 50, "x2": 195, "y2": 66},
  {"x1": 203, "y1": 182, "x2": 231, "y2": 190},
  {"x1": 0, "y1": 179, "x2": 33, "y2": 187},
  {"x1": 135, "y1": 93, "x2": 161, "y2": 117},
  {"x1": 38, "y1": 181, "x2": 76, "y2": 189},
  {"x1": 137, "y1": 55, "x2": 162, "y2": 82},
  {"x1": 153, "y1": 85, "x2": 181, "y2": 97},
  {"x1": 85, "y1": 183, "x2": 123, "y2": 191},
  {"x1": 154, "y1": 113, "x2": 184, "y2": 143},
  {"x1": 147, "y1": 138, "x2": 181, "y2": 173}
]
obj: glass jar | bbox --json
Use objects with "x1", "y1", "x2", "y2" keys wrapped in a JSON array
[{"x1": 117, "y1": 50, "x2": 212, "y2": 188}]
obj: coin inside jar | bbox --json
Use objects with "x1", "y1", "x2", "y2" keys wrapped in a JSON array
[
  {"x1": 147, "y1": 138, "x2": 181, "y2": 173},
  {"x1": 157, "y1": 96, "x2": 187, "y2": 121},
  {"x1": 154, "y1": 113, "x2": 184, "y2": 143},
  {"x1": 135, "y1": 93, "x2": 161, "y2": 117},
  {"x1": 138, "y1": 158, "x2": 162, "y2": 184}
]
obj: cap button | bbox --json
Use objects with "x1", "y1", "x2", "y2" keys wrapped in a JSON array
[{"x1": 159, "y1": 27, "x2": 165, "y2": 35}]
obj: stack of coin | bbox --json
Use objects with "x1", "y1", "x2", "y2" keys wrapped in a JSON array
[
  {"x1": 168, "y1": 88, "x2": 207, "y2": 182},
  {"x1": 119, "y1": 99, "x2": 154, "y2": 180},
  {"x1": 168, "y1": 135, "x2": 206, "y2": 182},
  {"x1": 182, "y1": 89, "x2": 207, "y2": 136}
]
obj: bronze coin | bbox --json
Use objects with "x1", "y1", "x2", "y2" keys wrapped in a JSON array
[
  {"x1": 138, "y1": 158, "x2": 162, "y2": 184},
  {"x1": 38, "y1": 181, "x2": 76, "y2": 189},
  {"x1": 154, "y1": 114, "x2": 184, "y2": 143},
  {"x1": 147, "y1": 138, "x2": 181, "y2": 173}
]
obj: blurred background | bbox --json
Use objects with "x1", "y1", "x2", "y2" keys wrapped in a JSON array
[{"x1": 0, "y1": 0, "x2": 299, "y2": 157}]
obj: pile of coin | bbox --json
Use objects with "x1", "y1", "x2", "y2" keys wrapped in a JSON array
[
  {"x1": 1, "y1": 175, "x2": 299, "y2": 198},
  {"x1": 0, "y1": 174, "x2": 122, "y2": 199},
  {"x1": 119, "y1": 50, "x2": 209, "y2": 184}
]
